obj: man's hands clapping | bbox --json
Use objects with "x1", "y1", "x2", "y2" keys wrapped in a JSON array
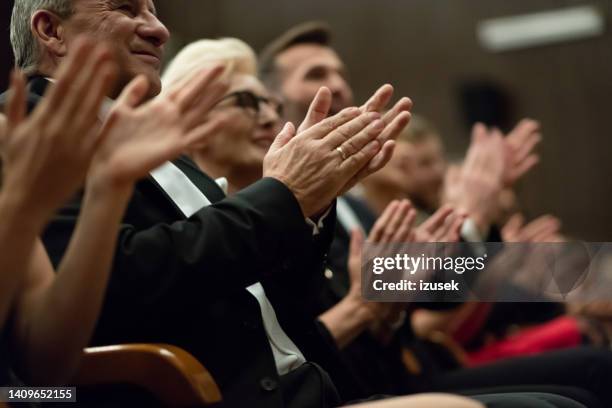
[{"x1": 264, "y1": 85, "x2": 412, "y2": 217}]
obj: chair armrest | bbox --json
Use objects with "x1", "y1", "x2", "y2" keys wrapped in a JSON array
[{"x1": 72, "y1": 344, "x2": 221, "y2": 407}]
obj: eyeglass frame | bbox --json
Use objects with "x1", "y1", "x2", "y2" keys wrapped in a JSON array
[{"x1": 215, "y1": 90, "x2": 284, "y2": 118}]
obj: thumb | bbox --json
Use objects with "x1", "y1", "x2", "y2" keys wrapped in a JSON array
[
  {"x1": 115, "y1": 75, "x2": 149, "y2": 108},
  {"x1": 269, "y1": 121, "x2": 296, "y2": 152}
]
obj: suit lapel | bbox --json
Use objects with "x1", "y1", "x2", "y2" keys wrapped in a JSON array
[
  {"x1": 0, "y1": 75, "x2": 48, "y2": 113},
  {"x1": 148, "y1": 156, "x2": 227, "y2": 219},
  {"x1": 28, "y1": 76, "x2": 50, "y2": 97},
  {"x1": 173, "y1": 156, "x2": 226, "y2": 203}
]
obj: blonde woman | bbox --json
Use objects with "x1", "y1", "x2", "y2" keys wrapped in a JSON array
[{"x1": 163, "y1": 38, "x2": 283, "y2": 194}]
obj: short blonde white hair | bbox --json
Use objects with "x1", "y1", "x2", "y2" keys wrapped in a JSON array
[{"x1": 162, "y1": 38, "x2": 257, "y2": 91}]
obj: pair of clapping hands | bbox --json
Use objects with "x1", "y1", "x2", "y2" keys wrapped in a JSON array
[
  {"x1": 443, "y1": 120, "x2": 543, "y2": 237},
  {"x1": 0, "y1": 38, "x2": 412, "y2": 224},
  {"x1": 346, "y1": 200, "x2": 467, "y2": 343},
  {"x1": 442, "y1": 121, "x2": 564, "y2": 244}
]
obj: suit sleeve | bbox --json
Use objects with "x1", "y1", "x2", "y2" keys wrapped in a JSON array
[{"x1": 42, "y1": 177, "x2": 316, "y2": 306}]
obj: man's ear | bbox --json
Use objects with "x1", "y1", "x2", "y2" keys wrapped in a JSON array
[{"x1": 31, "y1": 10, "x2": 68, "y2": 59}]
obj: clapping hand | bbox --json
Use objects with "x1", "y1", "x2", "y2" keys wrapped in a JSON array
[
  {"x1": 502, "y1": 213, "x2": 562, "y2": 243},
  {"x1": 296, "y1": 85, "x2": 413, "y2": 194},
  {"x1": 443, "y1": 124, "x2": 505, "y2": 235},
  {"x1": 264, "y1": 103, "x2": 385, "y2": 216},
  {"x1": 1, "y1": 38, "x2": 118, "y2": 222},
  {"x1": 87, "y1": 66, "x2": 229, "y2": 190},
  {"x1": 414, "y1": 205, "x2": 466, "y2": 243},
  {"x1": 504, "y1": 119, "x2": 541, "y2": 187},
  {"x1": 348, "y1": 200, "x2": 417, "y2": 344},
  {"x1": 264, "y1": 85, "x2": 412, "y2": 217}
]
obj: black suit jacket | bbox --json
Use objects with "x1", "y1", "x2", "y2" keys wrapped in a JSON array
[
  {"x1": 326, "y1": 194, "x2": 377, "y2": 302},
  {"x1": 0, "y1": 75, "x2": 48, "y2": 113},
  {"x1": 2, "y1": 78, "x2": 362, "y2": 407}
]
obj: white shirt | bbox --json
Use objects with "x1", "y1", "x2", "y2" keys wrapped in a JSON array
[{"x1": 336, "y1": 196, "x2": 366, "y2": 234}]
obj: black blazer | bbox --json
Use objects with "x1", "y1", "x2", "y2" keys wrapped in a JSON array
[
  {"x1": 0, "y1": 75, "x2": 49, "y2": 113},
  {"x1": 326, "y1": 194, "x2": 377, "y2": 303},
  {"x1": 2, "y1": 78, "x2": 362, "y2": 407}
]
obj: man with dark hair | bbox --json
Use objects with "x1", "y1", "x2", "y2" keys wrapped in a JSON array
[{"x1": 260, "y1": 21, "x2": 354, "y2": 124}]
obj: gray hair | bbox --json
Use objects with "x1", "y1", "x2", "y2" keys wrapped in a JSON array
[{"x1": 10, "y1": 0, "x2": 74, "y2": 71}]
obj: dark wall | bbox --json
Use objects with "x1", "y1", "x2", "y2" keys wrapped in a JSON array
[{"x1": 2, "y1": 1, "x2": 611, "y2": 240}]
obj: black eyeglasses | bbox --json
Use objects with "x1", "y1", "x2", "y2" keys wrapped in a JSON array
[{"x1": 217, "y1": 91, "x2": 284, "y2": 117}]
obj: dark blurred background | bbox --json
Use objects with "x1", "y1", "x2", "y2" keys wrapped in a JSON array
[
  {"x1": 2, "y1": 0, "x2": 612, "y2": 240},
  {"x1": 1, "y1": 1, "x2": 13, "y2": 92}
]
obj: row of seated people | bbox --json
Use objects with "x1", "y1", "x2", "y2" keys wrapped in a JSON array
[{"x1": 1, "y1": 1, "x2": 612, "y2": 407}]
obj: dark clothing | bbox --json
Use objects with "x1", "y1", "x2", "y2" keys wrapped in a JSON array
[
  {"x1": 327, "y1": 195, "x2": 377, "y2": 294},
  {"x1": 279, "y1": 362, "x2": 340, "y2": 408},
  {"x1": 473, "y1": 301, "x2": 565, "y2": 348},
  {"x1": 349, "y1": 392, "x2": 588, "y2": 408},
  {"x1": 472, "y1": 393, "x2": 586, "y2": 408},
  {"x1": 432, "y1": 347, "x2": 612, "y2": 408},
  {"x1": 0, "y1": 75, "x2": 49, "y2": 113},
  {"x1": 461, "y1": 387, "x2": 600, "y2": 408}
]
